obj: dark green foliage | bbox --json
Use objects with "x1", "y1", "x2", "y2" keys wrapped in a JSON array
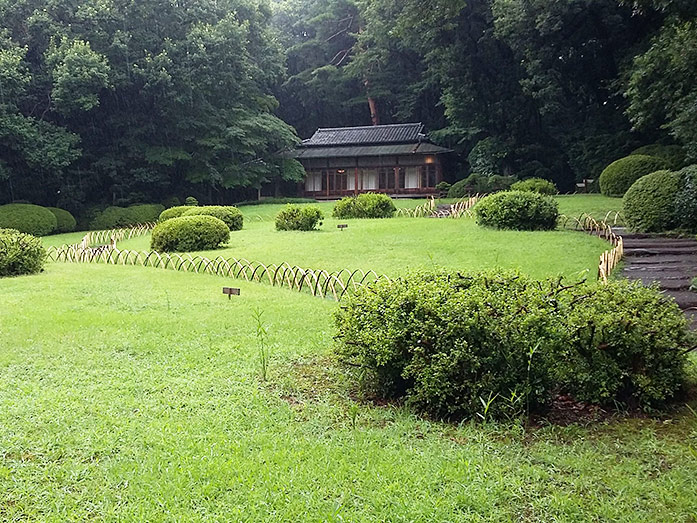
[
  {"x1": 510, "y1": 178, "x2": 558, "y2": 195},
  {"x1": 623, "y1": 170, "x2": 681, "y2": 232},
  {"x1": 332, "y1": 193, "x2": 396, "y2": 219},
  {"x1": 161, "y1": 197, "x2": 181, "y2": 209},
  {"x1": 631, "y1": 145, "x2": 687, "y2": 170},
  {"x1": 447, "y1": 174, "x2": 517, "y2": 198},
  {"x1": 599, "y1": 155, "x2": 668, "y2": 197},
  {"x1": 183, "y1": 206, "x2": 243, "y2": 231},
  {"x1": 674, "y1": 165, "x2": 697, "y2": 230},
  {"x1": 185, "y1": 197, "x2": 199, "y2": 207},
  {"x1": 0, "y1": 228, "x2": 47, "y2": 277},
  {"x1": 334, "y1": 270, "x2": 690, "y2": 419},
  {"x1": 435, "y1": 181, "x2": 452, "y2": 192},
  {"x1": 237, "y1": 198, "x2": 318, "y2": 207},
  {"x1": 150, "y1": 216, "x2": 230, "y2": 252},
  {"x1": 47, "y1": 207, "x2": 77, "y2": 233},
  {"x1": 90, "y1": 204, "x2": 164, "y2": 230},
  {"x1": 0, "y1": 204, "x2": 57, "y2": 236},
  {"x1": 275, "y1": 205, "x2": 324, "y2": 231},
  {"x1": 474, "y1": 191, "x2": 558, "y2": 231},
  {"x1": 159, "y1": 206, "x2": 192, "y2": 222}
]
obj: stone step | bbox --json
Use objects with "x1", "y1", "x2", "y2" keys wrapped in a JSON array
[
  {"x1": 624, "y1": 246, "x2": 697, "y2": 256},
  {"x1": 622, "y1": 239, "x2": 697, "y2": 249}
]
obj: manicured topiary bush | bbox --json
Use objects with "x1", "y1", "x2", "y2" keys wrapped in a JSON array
[
  {"x1": 631, "y1": 144, "x2": 687, "y2": 170},
  {"x1": 183, "y1": 205, "x2": 243, "y2": 231},
  {"x1": 474, "y1": 191, "x2": 558, "y2": 231},
  {"x1": 334, "y1": 270, "x2": 689, "y2": 420},
  {"x1": 510, "y1": 177, "x2": 558, "y2": 195},
  {"x1": 0, "y1": 228, "x2": 47, "y2": 277},
  {"x1": 623, "y1": 170, "x2": 681, "y2": 232},
  {"x1": 185, "y1": 196, "x2": 198, "y2": 206},
  {"x1": 0, "y1": 204, "x2": 57, "y2": 236},
  {"x1": 332, "y1": 193, "x2": 396, "y2": 219},
  {"x1": 599, "y1": 155, "x2": 668, "y2": 197},
  {"x1": 447, "y1": 174, "x2": 517, "y2": 198},
  {"x1": 47, "y1": 207, "x2": 77, "y2": 233},
  {"x1": 90, "y1": 204, "x2": 164, "y2": 230},
  {"x1": 275, "y1": 205, "x2": 324, "y2": 231},
  {"x1": 159, "y1": 206, "x2": 191, "y2": 222},
  {"x1": 436, "y1": 181, "x2": 452, "y2": 193},
  {"x1": 150, "y1": 215, "x2": 229, "y2": 252},
  {"x1": 674, "y1": 165, "x2": 697, "y2": 231}
]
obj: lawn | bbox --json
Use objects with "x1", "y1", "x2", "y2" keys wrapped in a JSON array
[
  {"x1": 1, "y1": 263, "x2": 696, "y2": 520},
  {"x1": 110, "y1": 195, "x2": 616, "y2": 281}
]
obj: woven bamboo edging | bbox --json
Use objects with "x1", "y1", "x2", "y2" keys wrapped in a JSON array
[
  {"x1": 395, "y1": 195, "x2": 480, "y2": 218},
  {"x1": 559, "y1": 213, "x2": 624, "y2": 284}
]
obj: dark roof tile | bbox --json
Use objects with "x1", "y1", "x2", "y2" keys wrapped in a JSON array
[{"x1": 302, "y1": 123, "x2": 425, "y2": 147}]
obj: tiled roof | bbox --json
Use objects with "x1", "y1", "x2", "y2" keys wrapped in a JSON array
[
  {"x1": 302, "y1": 123, "x2": 425, "y2": 147},
  {"x1": 292, "y1": 142, "x2": 451, "y2": 159}
]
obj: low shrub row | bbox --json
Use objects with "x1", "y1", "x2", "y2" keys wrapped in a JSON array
[
  {"x1": 332, "y1": 193, "x2": 396, "y2": 219},
  {"x1": 510, "y1": 177, "x2": 558, "y2": 195},
  {"x1": 159, "y1": 205, "x2": 244, "y2": 231},
  {"x1": 275, "y1": 205, "x2": 324, "y2": 231},
  {"x1": 151, "y1": 215, "x2": 230, "y2": 252},
  {"x1": 0, "y1": 203, "x2": 77, "y2": 236},
  {"x1": 335, "y1": 270, "x2": 689, "y2": 420},
  {"x1": 90, "y1": 204, "x2": 165, "y2": 230},
  {"x1": 599, "y1": 155, "x2": 668, "y2": 197},
  {"x1": 474, "y1": 191, "x2": 559, "y2": 231},
  {"x1": 447, "y1": 174, "x2": 517, "y2": 198},
  {"x1": 0, "y1": 228, "x2": 47, "y2": 277}
]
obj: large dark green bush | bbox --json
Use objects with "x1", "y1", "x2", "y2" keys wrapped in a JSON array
[
  {"x1": 47, "y1": 207, "x2": 77, "y2": 233},
  {"x1": 631, "y1": 144, "x2": 687, "y2": 170},
  {"x1": 0, "y1": 204, "x2": 57, "y2": 236},
  {"x1": 510, "y1": 177, "x2": 558, "y2": 195},
  {"x1": 447, "y1": 174, "x2": 517, "y2": 198},
  {"x1": 674, "y1": 165, "x2": 697, "y2": 231},
  {"x1": 334, "y1": 271, "x2": 689, "y2": 420},
  {"x1": 183, "y1": 206, "x2": 243, "y2": 231},
  {"x1": 159, "y1": 206, "x2": 192, "y2": 222},
  {"x1": 185, "y1": 196, "x2": 199, "y2": 206},
  {"x1": 599, "y1": 155, "x2": 668, "y2": 197},
  {"x1": 623, "y1": 170, "x2": 681, "y2": 232},
  {"x1": 332, "y1": 193, "x2": 396, "y2": 219},
  {"x1": 0, "y1": 228, "x2": 47, "y2": 277},
  {"x1": 90, "y1": 204, "x2": 164, "y2": 230},
  {"x1": 150, "y1": 215, "x2": 229, "y2": 252},
  {"x1": 474, "y1": 191, "x2": 558, "y2": 231},
  {"x1": 275, "y1": 205, "x2": 324, "y2": 231},
  {"x1": 161, "y1": 196, "x2": 181, "y2": 208}
]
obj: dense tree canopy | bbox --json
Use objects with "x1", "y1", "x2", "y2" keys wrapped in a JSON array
[{"x1": 1, "y1": 0, "x2": 695, "y2": 210}]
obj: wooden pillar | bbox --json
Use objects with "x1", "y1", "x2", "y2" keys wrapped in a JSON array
[{"x1": 393, "y1": 167, "x2": 399, "y2": 194}]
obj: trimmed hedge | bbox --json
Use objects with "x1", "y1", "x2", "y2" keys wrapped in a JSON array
[
  {"x1": 447, "y1": 174, "x2": 517, "y2": 198},
  {"x1": 332, "y1": 193, "x2": 396, "y2": 219},
  {"x1": 674, "y1": 165, "x2": 697, "y2": 231},
  {"x1": 474, "y1": 191, "x2": 558, "y2": 231},
  {"x1": 623, "y1": 170, "x2": 681, "y2": 232},
  {"x1": 0, "y1": 204, "x2": 57, "y2": 236},
  {"x1": 631, "y1": 144, "x2": 687, "y2": 170},
  {"x1": 150, "y1": 215, "x2": 229, "y2": 252},
  {"x1": 510, "y1": 177, "x2": 558, "y2": 195},
  {"x1": 159, "y1": 206, "x2": 191, "y2": 222},
  {"x1": 185, "y1": 196, "x2": 198, "y2": 206},
  {"x1": 47, "y1": 207, "x2": 77, "y2": 233},
  {"x1": 275, "y1": 205, "x2": 324, "y2": 231},
  {"x1": 182, "y1": 206, "x2": 243, "y2": 231},
  {"x1": 90, "y1": 204, "x2": 164, "y2": 230},
  {"x1": 0, "y1": 228, "x2": 47, "y2": 277},
  {"x1": 599, "y1": 155, "x2": 668, "y2": 197},
  {"x1": 334, "y1": 270, "x2": 689, "y2": 420}
]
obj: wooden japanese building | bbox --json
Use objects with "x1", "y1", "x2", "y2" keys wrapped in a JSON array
[{"x1": 292, "y1": 123, "x2": 451, "y2": 198}]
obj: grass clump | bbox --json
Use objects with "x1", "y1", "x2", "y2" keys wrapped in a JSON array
[
  {"x1": 335, "y1": 270, "x2": 690, "y2": 420},
  {"x1": 332, "y1": 193, "x2": 396, "y2": 219},
  {"x1": 151, "y1": 215, "x2": 229, "y2": 252},
  {"x1": 0, "y1": 203, "x2": 57, "y2": 236},
  {"x1": 182, "y1": 205, "x2": 243, "y2": 231},
  {"x1": 0, "y1": 228, "x2": 47, "y2": 277},
  {"x1": 275, "y1": 205, "x2": 324, "y2": 231},
  {"x1": 475, "y1": 191, "x2": 558, "y2": 231}
]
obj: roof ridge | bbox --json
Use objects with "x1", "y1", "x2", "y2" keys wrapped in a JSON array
[{"x1": 315, "y1": 122, "x2": 423, "y2": 132}]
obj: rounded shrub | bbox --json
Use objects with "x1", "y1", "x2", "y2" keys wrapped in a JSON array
[
  {"x1": 332, "y1": 193, "x2": 396, "y2": 219},
  {"x1": 510, "y1": 177, "x2": 558, "y2": 195},
  {"x1": 0, "y1": 204, "x2": 57, "y2": 236},
  {"x1": 275, "y1": 205, "x2": 324, "y2": 231},
  {"x1": 599, "y1": 155, "x2": 668, "y2": 197},
  {"x1": 159, "y1": 206, "x2": 191, "y2": 222},
  {"x1": 334, "y1": 271, "x2": 689, "y2": 420},
  {"x1": 631, "y1": 144, "x2": 687, "y2": 170},
  {"x1": 47, "y1": 207, "x2": 77, "y2": 233},
  {"x1": 674, "y1": 165, "x2": 697, "y2": 231},
  {"x1": 447, "y1": 174, "x2": 517, "y2": 198},
  {"x1": 0, "y1": 228, "x2": 47, "y2": 277},
  {"x1": 474, "y1": 191, "x2": 558, "y2": 231},
  {"x1": 623, "y1": 170, "x2": 681, "y2": 232},
  {"x1": 182, "y1": 205, "x2": 243, "y2": 231},
  {"x1": 127, "y1": 204, "x2": 165, "y2": 224},
  {"x1": 90, "y1": 204, "x2": 164, "y2": 230},
  {"x1": 150, "y1": 215, "x2": 229, "y2": 252},
  {"x1": 161, "y1": 196, "x2": 181, "y2": 208},
  {"x1": 185, "y1": 196, "x2": 199, "y2": 206}
]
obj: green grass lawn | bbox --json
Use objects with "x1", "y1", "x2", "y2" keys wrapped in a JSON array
[{"x1": 1, "y1": 264, "x2": 696, "y2": 520}]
